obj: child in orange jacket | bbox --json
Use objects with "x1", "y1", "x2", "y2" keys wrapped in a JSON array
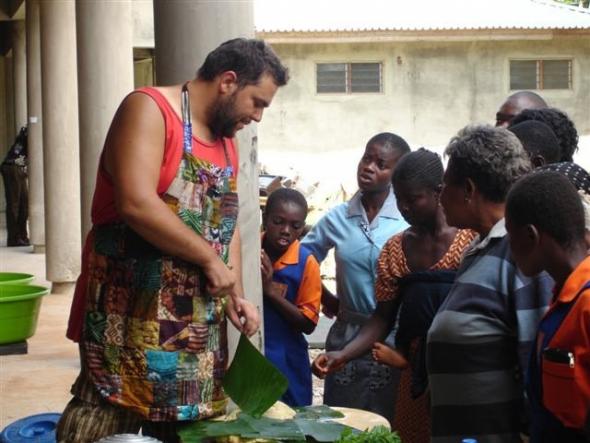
[{"x1": 506, "y1": 170, "x2": 590, "y2": 443}]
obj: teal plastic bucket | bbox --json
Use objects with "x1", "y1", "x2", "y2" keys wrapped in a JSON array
[
  {"x1": 0, "y1": 273, "x2": 34, "y2": 286},
  {"x1": 0, "y1": 285, "x2": 49, "y2": 344}
]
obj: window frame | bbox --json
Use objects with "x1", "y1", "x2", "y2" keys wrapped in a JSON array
[
  {"x1": 508, "y1": 58, "x2": 573, "y2": 91},
  {"x1": 315, "y1": 61, "x2": 384, "y2": 95}
]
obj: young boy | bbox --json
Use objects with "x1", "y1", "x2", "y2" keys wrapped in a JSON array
[
  {"x1": 506, "y1": 170, "x2": 590, "y2": 443},
  {"x1": 261, "y1": 188, "x2": 322, "y2": 407}
]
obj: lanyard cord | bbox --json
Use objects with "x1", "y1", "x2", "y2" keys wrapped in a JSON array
[
  {"x1": 180, "y1": 82, "x2": 233, "y2": 177},
  {"x1": 181, "y1": 82, "x2": 192, "y2": 154}
]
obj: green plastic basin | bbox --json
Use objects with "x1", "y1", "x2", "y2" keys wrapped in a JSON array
[
  {"x1": 0, "y1": 284, "x2": 49, "y2": 344},
  {"x1": 0, "y1": 272, "x2": 34, "y2": 285}
]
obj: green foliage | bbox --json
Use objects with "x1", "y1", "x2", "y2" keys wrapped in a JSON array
[
  {"x1": 293, "y1": 405, "x2": 345, "y2": 420},
  {"x1": 222, "y1": 334, "x2": 288, "y2": 418},
  {"x1": 554, "y1": 0, "x2": 589, "y2": 7},
  {"x1": 336, "y1": 426, "x2": 402, "y2": 443},
  {"x1": 178, "y1": 410, "x2": 355, "y2": 443}
]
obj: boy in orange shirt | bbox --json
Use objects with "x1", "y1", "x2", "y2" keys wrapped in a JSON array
[
  {"x1": 506, "y1": 170, "x2": 590, "y2": 442},
  {"x1": 261, "y1": 188, "x2": 322, "y2": 406}
]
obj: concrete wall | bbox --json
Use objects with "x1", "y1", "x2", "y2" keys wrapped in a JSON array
[{"x1": 258, "y1": 36, "x2": 590, "y2": 162}]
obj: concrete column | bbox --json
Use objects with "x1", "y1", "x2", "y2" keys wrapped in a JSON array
[
  {"x1": 0, "y1": 57, "x2": 9, "y2": 220},
  {"x1": 153, "y1": 0, "x2": 263, "y2": 353},
  {"x1": 153, "y1": 0, "x2": 254, "y2": 85},
  {"x1": 26, "y1": 0, "x2": 45, "y2": 252},
  {"x1": 40, "y1": 0, "x2": 81, "y2": 293},
  {"x1": 12, "y1": 20, "x2": 27, "y2": 134},
  {"x1": 4, "y1": 55, "x2": 15, "y2": 151},
  {"x1": 76, "y1": 0, "x2": 134, "y2": 239}
]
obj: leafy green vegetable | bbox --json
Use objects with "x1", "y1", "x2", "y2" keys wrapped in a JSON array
[
  {"x1": 336, "y1": 426, "x2": 401, "y2": 443},
  {"x1": 179, "y1": 417, "x2": 256, "y2": 443},
  {"x1": 222, "y1": 334, "x2": 288, "y2": 418},
  {"x1": 293, "y1": 405, "x2": 345, "y2": 420}
]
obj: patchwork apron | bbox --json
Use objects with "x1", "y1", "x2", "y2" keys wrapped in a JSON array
[{"x1": 81, "y1": 86, "x2": 238, "y2": 422}]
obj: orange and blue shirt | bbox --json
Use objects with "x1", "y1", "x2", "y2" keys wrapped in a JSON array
[
  {"x1": 528, "y1": 255, "x2": 590, "y2": 442},
  {"x1": 262, "y1": 239, "x2": 321, "y2": 407}
]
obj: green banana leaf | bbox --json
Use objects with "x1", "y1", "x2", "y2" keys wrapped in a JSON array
[
  {"x1": 222, "y1": 334, "x2": 288, "y2": 418},
  {"x1": 293, "y1": 405, "x2": 345, "y2": 420},
  {"x1": 240, "y1": 414, "x2": 306, "y2": 441},
  {"x1": 178, "y1": 411, "x2": 356, "y2": 443},
  {"x1": 179, "y1": 417, "x2": 257, "y2": 443},
  {"x1": 294, "y1": 418, "x2": 351, "y2": 442}
]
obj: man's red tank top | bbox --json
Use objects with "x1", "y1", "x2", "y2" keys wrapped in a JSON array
[
  {"x1": 67, "y1": 87, "x2": 239, "y2": 342},
  {"x1": 90, "y1": 86, "x2": 239, "y2": 225}
]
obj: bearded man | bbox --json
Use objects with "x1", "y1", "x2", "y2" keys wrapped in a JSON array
[{"x1": 57, "y1": 38, "x2": 288, "y2": 443}]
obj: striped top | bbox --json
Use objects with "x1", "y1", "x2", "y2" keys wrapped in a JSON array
[{"x1": 427, "y1": 219, "x2": 553, "y2": 443}]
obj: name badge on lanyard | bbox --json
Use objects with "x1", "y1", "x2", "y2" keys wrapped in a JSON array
[
  {"x1": 181, "y1": 83, "x2": 192, "y2": 154},
  {"x1": 182, "y1": 82, "x2": 234, "y2": 181}
]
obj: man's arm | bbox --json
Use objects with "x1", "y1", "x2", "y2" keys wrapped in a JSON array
[
  {"x1": 228, "y1": 227, "x2": 244, "y2": 297},
  {"x1": 224, "y1": 214, "x2": 260, "y2": 336},
  {"x1": 104, "y1": 92, "x2": 234, "y2": 296}
]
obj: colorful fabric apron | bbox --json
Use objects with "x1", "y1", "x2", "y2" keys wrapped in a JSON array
[
  {"x1": 263, "y1": 244, "x2": 313, "y2": 407},
  {"x1": 82, "y1": 85, "x2": 238, "y2": 422}
]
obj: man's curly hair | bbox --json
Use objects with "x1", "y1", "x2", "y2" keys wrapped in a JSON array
[
  {"x1": 510, "y1": 107, "x2": 579, "y2": 162},
  {"x1": 445, "y1": 125, "x2": 531, "y2": 203}
]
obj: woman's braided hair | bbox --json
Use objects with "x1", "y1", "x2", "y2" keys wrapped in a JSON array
[{"x1": 392, "y1": 148, "x2": 444, "y2": 190}]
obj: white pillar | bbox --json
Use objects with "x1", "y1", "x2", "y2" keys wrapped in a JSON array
[
  {"x1": 40, "y1": 0, "x2": 81, "y2": 293},
  {"x1": 76, "y1": 0, "x2": 134, "y2": 239},
  {"x1": 26, "y1": 0, "x2": 45, "y2": 252},
  {"x1": 153, "y1": 0, "x2": 263, "y2": 352},
  {"x1": 12, "y1": 20, "x2": 27, "y2": 134},
  {"x1": 153, "y1": 0, "x2": 255, "y2": 85}
]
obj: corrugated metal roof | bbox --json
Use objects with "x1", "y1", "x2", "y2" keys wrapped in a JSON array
[{"x1": 255, "y1": 0, "x2": 590, "y2": 33}]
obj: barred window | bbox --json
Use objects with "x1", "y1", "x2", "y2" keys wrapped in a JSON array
[
  {"x1": 510, "y1": 59, "x2": 572, "y2": 90},
  {"x1": 317, "y1": 62, "x2": 382, "y2": 93}
]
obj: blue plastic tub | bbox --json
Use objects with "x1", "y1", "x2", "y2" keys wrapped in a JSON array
[{"x1": 0, "y1": 413, "x2": 61, "y2": 443}]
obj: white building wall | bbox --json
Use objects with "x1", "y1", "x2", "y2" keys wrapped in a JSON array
[
  {"x1": 260, "y1": 37, "x2": 590, "y2": 152},
  {"x1": 256, "y1": 37, "x2": 590, "y2": 197}
]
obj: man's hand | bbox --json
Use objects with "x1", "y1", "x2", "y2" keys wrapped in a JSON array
[
  {"x1": 203, "y1": 255, "x2": 236, "y2": 297},
  {"x1": 225, "y1": 296, "x2": 260, "y2": 337},
  {"x1": 311, "y1": 351, "x2": 347, "y2": 379}
]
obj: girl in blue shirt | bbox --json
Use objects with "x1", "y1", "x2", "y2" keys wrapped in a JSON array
[{"x1": 305, "y1": 132, "x2": 410, "y2": 424}]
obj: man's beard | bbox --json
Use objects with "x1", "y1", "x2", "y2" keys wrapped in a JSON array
[{"x1": 207, "y1": 93, "x2": 240, "y2": 139}]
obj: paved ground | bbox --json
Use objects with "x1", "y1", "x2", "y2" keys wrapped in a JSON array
[{"x1": 0, "y1": 243, "x2": 79, "y2": 430}]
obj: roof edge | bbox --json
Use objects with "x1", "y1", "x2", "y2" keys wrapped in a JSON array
[{"x1": 256, "y1": 28, "x2": 590, "y2": 44}]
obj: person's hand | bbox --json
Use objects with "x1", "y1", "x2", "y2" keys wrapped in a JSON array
[
  {"x1": 372, "y1": 342, "x2": 409, "y2": 369},
  {"x1": 372, "y1": 342, "x2": 393, "y2": 365},
  {"x1": 260, "y1": 251, "x2": 274, "y2": 296},
  {"x1": 203, "y1": 255, "x2": 236, "y2": 297},
  {"x1": 311, "y1": 351, "x2": 347, "y2": 378},
  {"x1": 321, "y1": 291, "x2": 339, "y2": 319},
  {"x1": 225, "y1": 296, "x2": 260, "y2": 337}
]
